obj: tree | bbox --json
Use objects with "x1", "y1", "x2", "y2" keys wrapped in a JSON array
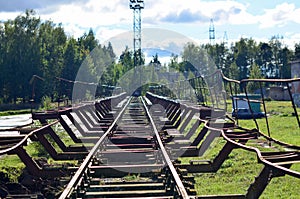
[
  {"x1": 280, "y1": 47, "x2": 292, "y2": 78},
  {"x1": 107, "y1": 42, "x2": 116, "y2": 61},
  {"x1": 233, "y1": 38, "x2": 258, "y2": 80},
  {"x1": 119, "y1": 46, "x2": 134, "y2": 73},
  {"x1": 149, "y1": 53, "x2": 161, "y2": 70},
  {"x1": 182, "y1": 42, "x2": 215, "y2": 76},
  {"x1": 79, "y1": 29, "x2": 97, "y2": 52},
  {"x1": 247, "y1": 63, "x2": 264, "y2": 93},
  {"x1": 229, "y1": 62, "x2": 239, "y2": 80},
  {"x1": 169, "y1": 53, "x2": 180, "y2": 71},
  {"x1": 205, "y1": 43, "x2": 230, "y2": 74},
  {"x1": 39, "y1": 21, "x2": 67, "y2": 100},
  {"x1": 257, "y1": 42, "x2": 272, "y2": 77},
  {"x1": 60, "y1": 38, "x2": 81, "y2": 98},
  {"x1": 2, "y1": 10, "x2": 41, "y2": 103},
  {"x1": 295, "y1": 43, "x2": 300, "y2": 60}
]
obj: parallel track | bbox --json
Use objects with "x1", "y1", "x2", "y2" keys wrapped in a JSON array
[
  {"x1": 1, "y1": 71, "x2": 300, "y2": 198},
  {"x1": 59, "y1": 96, "x2": 191, "y2": 199}
]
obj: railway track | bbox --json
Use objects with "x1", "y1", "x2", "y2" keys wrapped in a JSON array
[
  {"x1": 1, "y1": 71, "x2": 300, "y2": 198},
  {"x1": 59, "y1": 96, "x2": 194, "y2": 198}
]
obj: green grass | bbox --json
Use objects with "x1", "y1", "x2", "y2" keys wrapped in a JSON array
[
  {"x1": 0, "y1": 122, "x2": 78, "y2": 182},
  {"x1": 0, "y1": 155, "x2": 25, "y2": 182},
  {"x1": 237, "y1": 101, "x2": 300, "y2": 145},
  {"x1": 194, "y1": 148, "x2": 262, "y2": 196},
  {"x1": 181, "y1": 100, "x2": 300, "y2": 198},
  {"x1": 1, "y1": 100, "x2": 299, "y2": 198},
  {"x1": 0, "y1": 109, "x2": 32, "y2": 116},
  {"x1": 185, "y1": 137, "x2": 300, "y2": 198}
]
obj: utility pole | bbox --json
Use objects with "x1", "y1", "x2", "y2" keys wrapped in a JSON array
[
  {"x1": 209, "y1": 18, "x2": 215, "y2": 45},
  {"x1": 223, "y1": 31, "x2": 228, "y2": 47},
  {"x1": 129, "y1": 0, "x2": 144, "y2": 67}
]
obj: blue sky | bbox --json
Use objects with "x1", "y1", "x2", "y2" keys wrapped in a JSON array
[{"x1": 0, "y1": 0, "x2": 300, "y2": 52}]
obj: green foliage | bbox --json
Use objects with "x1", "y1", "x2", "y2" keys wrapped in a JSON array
[
  {"x1": 119, "y1": 46, "x2": 134, "y2": 73},
  {"x1": 229, "y1": 62, "x2": 239, "y2": 80},
  {"x1": 0, "y1": 9, "x2": 298, "y2": 105},
  {"x1": 246, "y1": 63, "x2": 264, "y2": 93},
  {"x1": 295, "y1": 43, "x2": 300, "y2": 60},
  {"x1": 0, "y1": 10, "x2": 119, "y2": 104},
  {"x1": 181, "y1": 42, "x2": 215, "y2": 76},
  {"x1": 41, "y1": 95, "x2": 53, "y2": 110},
  {"x1": 169, "y1": 37, "x2": 294, "y2": 83},
  {"x1": 205, "y1": 37, "x2": 293, "y2": 80},
  {"x1": 0, "y1": 157, "x2": 24, "y2": 182},
  {"x1": 0, "y1": 109, "x2": 31, "y2": 116}
]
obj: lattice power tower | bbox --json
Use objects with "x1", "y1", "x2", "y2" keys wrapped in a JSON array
[
  {"x1": 129, "y1": 0, "x2": 144, "y2": 67},
  {"x1": 209, "y1": 19, "x2": 215, "y2": 44}
]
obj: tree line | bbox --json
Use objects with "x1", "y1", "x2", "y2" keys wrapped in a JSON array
[
  {"x1": 0, "y1": 10, "x2": 300, "y2": 104},
  {"x1": 179, "y1": 38, "x2": 300, "y2": 81},
  {"x1": 0, "y1": 10, "x2": 119, "y2": 104}
]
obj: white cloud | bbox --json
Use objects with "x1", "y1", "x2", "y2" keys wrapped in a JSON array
[
  {"x1": 1, "y1": 0, "x2": 300, "y2": 49},
  {"x1": 63, "y1": 23, "x2": 86, "y2": 38},
  {"x1": 96, "y1": 28, "x2": 129, "y2": 44},
  {"x1": 259, "y1": 3, "x2": 299, "y2": 29},
  {"x1": 143, "y1": 0, "x2": 252, "y2": 25},
  {"x1": 284, "y1": 32, "x2": 300, "y2": 48},
  {"x1": 37, "y1": 0, "x2": 131, "y2": 28},
  {"x1": 34, "y1": 0, "x2": 132, "y2": 40},
  {"x1": 228, "y1": 6, "x2": 258, "y2": 25},
  {"x1": 0, "y1": 11, "x2": 21, "y2": 22}
]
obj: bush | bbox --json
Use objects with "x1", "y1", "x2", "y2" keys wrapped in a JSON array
[{"x1": 41, "y1": 95, "x2": 53, "y2": 110}]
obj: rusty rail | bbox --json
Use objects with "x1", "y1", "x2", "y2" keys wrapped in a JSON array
[
  {"x1": 1, "y1": 70, "x2": 300, "y2": 198},
  {"x1": 59, "y1": 96, "x2": 192, "y2": 198},
  {"x1": 0, "y1": 120, "x2": 59, "y2": 155},
  {"x1": 141, "y1": 97, "x2": 189, "y2": 198},
  {"x1": 59, "y1": 96, "x2": 132, "y2": 199},
  {"x1": 147, "y1": 82, "x2": 300, "y2": 198}
]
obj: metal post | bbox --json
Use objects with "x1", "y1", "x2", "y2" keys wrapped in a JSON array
[
  {"x1": 259, "y1": 81, "x2": 271, "y2": 146},
  {"x1": 287, "y1": 81, "x2": 300, "y2": 127},
  {"x1": 244, "y1": 82, "x2": 260, "y2": 131},
  {"x1": 129, "y1": 0, "x2": 144, "y2": 67}
]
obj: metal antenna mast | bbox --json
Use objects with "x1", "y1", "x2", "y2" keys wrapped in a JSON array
[
  {"x1": 209, "y1": 18, "x2": 215, "y2": 44},
  {"x1": 223, "y1": 31, "x2": 228, "y2": 47},
  {"x1": 129, "y1": 0, "x2": 144, "y2": 67}
]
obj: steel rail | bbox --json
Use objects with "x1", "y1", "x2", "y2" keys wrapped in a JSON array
[
  {"x1": 221, "y1": 129, "x2": 300, "y2": 178},
  {"x1": 59, "y1": 96, "x2": 132, "y2": 199},
  {"x1": 140, "y1": 97, "x2": 190, "y2": 198},
  {"x1": 0, "y1": 120, "x2": 59, "y2": 155},
  {"x1": 204, "y1": 123, "x2": 300, "y2": 178},
  {"x1": 149, "y1": 91, "x2": 300, "y2": 180},
  {"x1": 240, "y1": 77, "x2": 300, "y2": 83}
]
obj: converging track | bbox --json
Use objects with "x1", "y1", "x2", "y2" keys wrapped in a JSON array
[
  {"x1": 59, "y1": 96, "x2": 192, "y2": 198},
  {"x1": 1, "y1": 71, "x2": 300, "y2": 198}
]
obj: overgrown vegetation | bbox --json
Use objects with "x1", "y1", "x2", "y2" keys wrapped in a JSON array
[
  {"x1": 1, "y1": 8, "x2": 300, "y2": 198},
  {"x1": 179, "y1": 100, "x2": 300, "y2": 198},
  {"x1": 0, "y1": 99, "x2": 299, "y2": 197},
  {"x1": 0, "y1": 122, "x2": 78, "y2": 183},
  {"x1": 0, "y1": 155, "x2": 25, "y2": 183}
]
